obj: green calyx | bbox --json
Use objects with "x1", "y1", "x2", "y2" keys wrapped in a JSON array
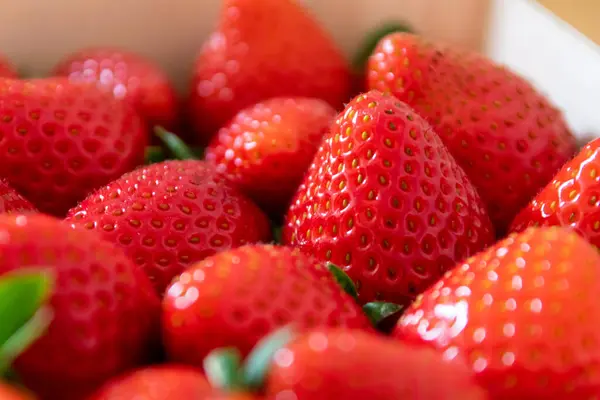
[
  {"x1": 154, "y1": 126, "x2": 200, "y2": 161},
  {"x1": 204, "y1": 326, "x2": 296, "y2": 394},
  {"x1": 327, "y1": 263, "x2": 405, "y2": 331},
  {"x1": 0, "y1": 269, "x2": 55, "y2": 377},
  {"x1": 351, "y1": 21, "x2": 415, "y2": 72}
]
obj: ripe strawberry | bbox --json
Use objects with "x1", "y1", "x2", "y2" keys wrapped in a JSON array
[
  {"x1": 283, "y1": 90, "x2": 495, "y2": 305},
  {"x1": 367, "y1": 33, "x2": 577, "y2": 233},
  {"x1": 162, "y1": 244, "x2": 372, "y2": 367},
  {"x1": 205, "y1": 97, "x2": 336, "y2": 216},
  {"x1": 396, "y1": 226, "x2": 600, "y2": 399},
  {"x1": 0, "y1": 214, "x2": 159, "y2": 400},
  {"x1": 0, "y1": 78, "x2": 147, "y2": 216},
  {"x1": 0, "y1": 180, "x2": 36, "y2": 214},
  {"x1": 511, "y1": 137, "x2": 600, "y2": 247},
  {"x1": 266, "y1": 328, "x2": 488, "y2": 399},
  {"x1": 0, "y1": 56, "x2": 17, "y2": 78},
  {"x1": 89, "y1": 364, "x2": 257, "y2": 400},
  {"x1": 65, "y1": 160, "x2": 271, "y2": 295},
  {"x1": 187, "y1": 0, "x2": 351, "y2": 144},
  {"x1": 53, "y1": 47, "x2": 179, "y2": 131}
]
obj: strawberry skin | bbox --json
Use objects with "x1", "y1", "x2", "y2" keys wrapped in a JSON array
[
  {"x1": 162, "y1": 244, "x2": 372, "y2": 367},
  {"x1": 283, "y1": 90, "x2": 494, "y2": 305},
  {"x1": 0, "y1": 214, "x2": 159, "y2": 400},
  {"x1": 511, "y1": 137, "x2": 600, "y2": 247},
  {"x1": 0, "y1": 78, "x2": 147, "y2": 216},
  {"x1": 267, "y1": 328, "x2": 488, "y2": 400},
  {"x1": 66, "y1": 160, "x2": 272, "y2": 295},
  {"x1": 53, "y1": 48, "x2": 179, "y2": 131},
  {"x1": 0, "y1": 179, "x2": 36, "y2": 214},
  {"x1": 367, "y1": 33, "x2": 577, "y2": 233},
  {"x1": 187, "y1": 0, "x2": 350, "y2": 144},
  {"x1": 205, "y1": 97, "x2": 336, "y2": 216},
  {"x1": 0, "y1": 383, "x2": 34, "y2": 400},
  {"x1": 90, "y1": 365, "x2": 258, "y2": 400},
  {"x1": 396, "y1": 226, "x2": 600, "y2": 399}
]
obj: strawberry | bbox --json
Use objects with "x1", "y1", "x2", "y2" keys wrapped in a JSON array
[
  {"x1": 367, "y1": 33, "x2": 577, "y2": 233},
  {"x1": 283, "y1": 90, "x2": 494, "y2": 305},
  {"x1": 396, "y1": 226, "x2": 600, "y2": 399},
  {"x1": 511, "y1": 137, "x2": 600, "y2": 247},
  {"x1": 265, "y1": 328, "x2": 488, "y2": 399},
  {"x1": 0, "y1": 78, "x2": 147, "y2": 216},
  {"x1": 0, "y1": 56, "x2": 17, "y2": 78},
  {"x1": 187, "y1": 0, "x2": 351, "y2": 144},
  {"x1": 89, "y1": 365, "x2": 256, "y2": 400},
  {"x1": 53, "y1": 48, "x2": 179, "y2": 131},
  {"x1": 0, "y1": 180, "x2": 36, "y2": 214},
  {"x1": 0, "y1": 214, "x2": 159, "y2": 400},
  {"x1": 162, "y1": 244, "x2": 372, "y2": 367},
  {"x1": 205, "y1": 97, "x2": 336, "y2": 216},
  {"x1": 65, "y1": 160, "x2": 272, "y2": 295}
]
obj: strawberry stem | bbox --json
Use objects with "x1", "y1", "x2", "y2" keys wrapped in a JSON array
[
  {"x1": 154, "y1": 126, "x2": 198, "y2": 160},
  {"x1": 327, "y1": 263, "x2": 358, "y2": 300},
  {"x1": 351, "y1": 21, "x2": 414, "y2": 72},
  {"x1": 203, "y1": 347, "x2": 244, "y2": 392},
  {"x1": 144, "y1": 145, "x2": 166, "y2": 164},
  {"x1": 239, "y1": 326, "x2": 295, "y2": 391},
  {"x1": 363, "y1": 302, "x2": 405, "y2": 333}
]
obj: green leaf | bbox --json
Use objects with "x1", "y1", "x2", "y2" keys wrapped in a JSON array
[
  {"x1": 0, "y1": 307, "x2": 53, "y2": 377},
  {"x1": 327, "y1": 264, "x2": 358, "y2": 300},
  {"x1": 145, "y1": 145, "x2": 166, "y2": 164},
  {"x1": 351, "y1": 21, "x2": 415, "y2": 71},
  {"x1": 203, "y1": 347, "x2": 243, "y2": 391},
  {"x1": 0, "y1": 269, "x2": 54, "y2": 347},
  {"x1": 363, "y1": 301, "x2": 405, "y2": 333},
  {"x1": 240, "y1": 326, "x2": 295, "y2": 391},
  {"x1": 154, "y1": 126, "x2": 198, "y2": 160}
]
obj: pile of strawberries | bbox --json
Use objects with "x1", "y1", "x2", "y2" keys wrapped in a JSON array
[{"x1": 1, "y1": 0, "x2": 599, "y2": 399}]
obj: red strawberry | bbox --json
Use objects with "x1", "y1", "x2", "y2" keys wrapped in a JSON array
[
  {"x1": 89, "y1": 364, "x2": 258, "y2": 400},
  {"x1": 0, "y1": 56, "x2": 17, "y2": 78},
  {"x1": 205, "y1": 97, "x2": 336, "y2": 216},
  {"x1": 396, "y1": 226, "x2": 600, "y2": 399},
  {"x1": 187, "y1": 0, "x2": 350, "y2": 144},
  {"x1": 0, "y1": 78, "x2": 147, "y2": 216},
  {"x1": 65, "y1": 160, "x2": 271, "y2": 295},
  {"x1": 511, "y1": 137, "x2": 600, "y2": 247},
  {"x1": 283, "y1": 90, "x2": 494, "y2": 305},
  {"x1": 0, "y1": 179, "x2": 36, "y2": 214},
  {"x1": 0, "y1": 214, "x2": 159, "y2": 400},
  {"x1": 53, "y1": 48, "x2": 179, "y2": 131},
  {"x1": 162, "y1": 244, "x2": 372, "y2": 367},
  {"x1": 266, "y1": 328, "x2": 488, "y2": 399},
  {"x1": 367, "y1": 33, "x2": 577, "y2": 233}
]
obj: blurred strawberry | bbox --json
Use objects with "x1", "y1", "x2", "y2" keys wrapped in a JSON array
[
  {"x1": 511, "y1": 137, "x2": 600, "y2": 246},
  {"x1": 368, "y1": 33, "x2": 577, "y2": 233},
  {"x1": 53, "y1": 48, "x2": 179, "y2": 132},
  {"x1": 0, "y1": 78, "x2": 147, "y2": 216},
  {"x1": 66, "y1": 160, "x2": 271, "y2": 295},
  {"x1": 162, "y1": 244, "x2": 371, "y2": 367},
  {"x1": 284, "y1": 90, "x2": 494, "y2": 305},
  {"x1": 205, "y1": 97, "x2": 336, "y2": 216},
  {"x1": 0, "y1": 383, "x2": 34, "y2": 400},
  {"x1": 266, "y1": 328, "x2": 488, "y2": 400},
  {"x1": 188, "y1": 0, "x2": 350, "y2": 145},
  {"x1": 396, "y1": 226, "x2": 600, "y2": 399},
  {"x1": 0, "y1": 180, "x2": 36, "y2": 214},
  {"x1": 0, "y1": 214, "x2": 159, "y2": 400}
]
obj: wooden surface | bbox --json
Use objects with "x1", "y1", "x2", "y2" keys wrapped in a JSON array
[
  {"x1": 537, "y1": 0, "x2": 600, "y2": 44},
  {"x1": 0, "y1": 0, "x2": 490, "y2": 91}
]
